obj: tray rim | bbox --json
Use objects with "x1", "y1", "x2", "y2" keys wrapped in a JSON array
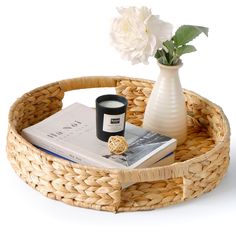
[{"x1": 7, "y1": 76, "x2": 230, "y2": 178}]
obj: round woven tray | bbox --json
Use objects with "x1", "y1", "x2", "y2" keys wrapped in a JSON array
[{"x1": 7, "y1": 76, "x2": 230, "y2": 212}]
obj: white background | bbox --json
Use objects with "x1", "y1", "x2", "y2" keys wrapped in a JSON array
[{"x1": 0, "y1": 0, "x2": 235, "y2": 235}]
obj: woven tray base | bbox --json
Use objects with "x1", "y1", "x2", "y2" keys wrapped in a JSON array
[{"x1": 7, "y1": 76, "x2": 230, "y2": 212}]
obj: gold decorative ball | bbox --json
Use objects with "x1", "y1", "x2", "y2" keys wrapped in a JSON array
[{"x1": 108, "y1": 136, "x2": 128, "y2": 155}]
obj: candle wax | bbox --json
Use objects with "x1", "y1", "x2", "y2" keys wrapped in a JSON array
[{"x1": 99, "y1": 100, "x2": 124, "y2": 108}]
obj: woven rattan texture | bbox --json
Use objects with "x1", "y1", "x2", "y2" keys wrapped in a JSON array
[
  {"x1": 108, "y1": 136, "x2": 128, "y2": 155},
  {"x1": 7, "y1": 76, "x2": 230, "y2": 212}
]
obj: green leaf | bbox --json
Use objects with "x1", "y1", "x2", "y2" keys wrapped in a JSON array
[
  {"x1": 173, "y1": 25, "x2": 208, "y2": 46},
  {"x1": 176, "y1": 45, "x2": 197, "y2": 57},
  {"x1": 155, "y1": 50, "x2": 162, "y2": 59},
  {"x1": 163, "y1": 40, "x2": 175, "y2": 55},
  {"x1": 170, "y1": 55, "x2": 181, "y2": 65},
  {"x1": 160, "y1": 56, "x2": 169, "y2": 65},
  {"x1": 155, "y1": 49, "x2": 169, "y2": 65}
]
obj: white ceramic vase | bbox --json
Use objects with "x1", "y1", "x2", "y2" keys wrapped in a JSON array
[{"x1": 143, "y1": 62, "x2": 187, "y2": 145}]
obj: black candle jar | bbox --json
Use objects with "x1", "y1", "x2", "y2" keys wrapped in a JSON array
[{"x1": 96, "y1": 94, "x2": 128, "y2": 142}]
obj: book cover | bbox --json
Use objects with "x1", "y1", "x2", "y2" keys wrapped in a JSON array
[{"x1": 22, "y1": 103, "x2": 176, "y2": 168}]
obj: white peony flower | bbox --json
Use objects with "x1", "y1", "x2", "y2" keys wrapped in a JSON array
[{"x1": 110, "y1": 7, "x2": 173, "y2": 64}]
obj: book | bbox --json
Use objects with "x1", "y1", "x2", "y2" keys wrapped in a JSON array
[
  {"x1": 36, "y1": 145, "x2": 175, "y2": 166},
  {"x1": 151, "y1": 152, "x2": 175, "y2": 167},
  {"x1": 22, "y1": 103, "x2": 177, "y2": 169}
]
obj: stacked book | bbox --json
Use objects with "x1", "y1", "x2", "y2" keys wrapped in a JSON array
[{"x1": 22, "y1": 103, "x2": 177, "y2": 169}]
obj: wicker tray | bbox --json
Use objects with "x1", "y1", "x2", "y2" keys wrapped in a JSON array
[{"x1": 7, "y1": 76, "x2": 230, "y2": 212}]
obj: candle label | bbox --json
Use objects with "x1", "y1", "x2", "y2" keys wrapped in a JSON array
[{"x1": 103, "y1": 113, "x2": 125, "y2": 133}]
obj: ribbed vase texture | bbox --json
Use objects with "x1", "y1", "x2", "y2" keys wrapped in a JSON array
[{"x1": 143, "y1": 63, "x2": 187, "y2": 145}]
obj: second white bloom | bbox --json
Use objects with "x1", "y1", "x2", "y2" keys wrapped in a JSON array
[{"x1": 110, "y1": 7, "x2": 173, "y2": 64}]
